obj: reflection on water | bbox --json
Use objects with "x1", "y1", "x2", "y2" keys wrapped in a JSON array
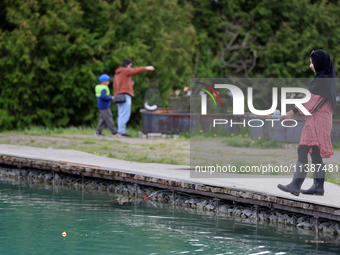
[{"x1": 0, "y1": 177, "x2": 339, "y2": 255}]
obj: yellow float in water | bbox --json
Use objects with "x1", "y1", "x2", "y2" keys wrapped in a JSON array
[{"x1": 62, "y1": 231, "x2": 67, "y2": 237}]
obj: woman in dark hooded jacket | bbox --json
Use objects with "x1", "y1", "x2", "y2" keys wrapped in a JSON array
[{"x1": 278, "y1": 49, "x2": 337, "y2": 196}]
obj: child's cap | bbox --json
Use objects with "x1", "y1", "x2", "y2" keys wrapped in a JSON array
[{"x1": 98, "y1": 74, "x2": 110, "y2": 83}]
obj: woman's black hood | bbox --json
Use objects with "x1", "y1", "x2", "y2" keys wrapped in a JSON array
[{"x1": 309, "y1": 49, "x2": 337, "y2": 108}]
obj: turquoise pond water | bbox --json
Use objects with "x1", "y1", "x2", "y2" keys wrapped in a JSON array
[{"x1": 0, "y1": 176, "x2": 339, "y2": 255}]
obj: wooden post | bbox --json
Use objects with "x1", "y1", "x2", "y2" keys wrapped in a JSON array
[
  {"x1": 254, "y1": 205, "x2": 259, "y2": 222},
  {"x1": 315, "y1": 217, "x2": 319, "y2": 237},
  {"x1": 134, "y1": 183, "x2": 138, "y2": 197},
  {"x1": 214, "y1": 198, "x2": 220, "y2": 213}
]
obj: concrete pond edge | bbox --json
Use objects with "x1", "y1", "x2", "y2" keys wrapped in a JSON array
[{"x1": 1, "y1": 160, "x2": 340, "y2": 238}]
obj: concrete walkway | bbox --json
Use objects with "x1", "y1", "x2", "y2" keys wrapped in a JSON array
[{"x1": 0, "y1": 144, "x2": 339, "y2": 211}]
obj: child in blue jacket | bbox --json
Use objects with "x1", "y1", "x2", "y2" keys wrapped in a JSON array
[{"x1": 95, "y1": 74, "x2": 118, "y2": 136}]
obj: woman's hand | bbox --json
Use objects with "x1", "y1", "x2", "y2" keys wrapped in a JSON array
[{"x1": 281, "y1": 110, "x2": 294, "y2": 120}]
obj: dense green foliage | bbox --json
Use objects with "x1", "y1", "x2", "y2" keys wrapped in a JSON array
[
  {"x1": 1, "y1": 0, "x2": 340, "y2": 129},
  {"x1": 191, "y1": 0, "x2": 340, "y2": 78},
  {"x1": 0, "y1": 0, "x2": 195, "y2": 129}
]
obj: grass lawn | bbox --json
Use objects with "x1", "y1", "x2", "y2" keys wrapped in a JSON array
[{"x1": 0, "y1": 126, "x2": 190, "y2": 165}]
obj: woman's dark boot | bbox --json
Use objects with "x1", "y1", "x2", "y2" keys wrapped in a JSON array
[
  {"x1": 300, "y1": 164, "x2": 325, "y2": 196},
  {"x1": 277, "y1": 162, "x2": 308, "y2": 196}
]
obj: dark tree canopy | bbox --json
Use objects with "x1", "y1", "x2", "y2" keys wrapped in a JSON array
[{"x1": 1, "y1": 0, "x2": 339, "y2": 129}]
